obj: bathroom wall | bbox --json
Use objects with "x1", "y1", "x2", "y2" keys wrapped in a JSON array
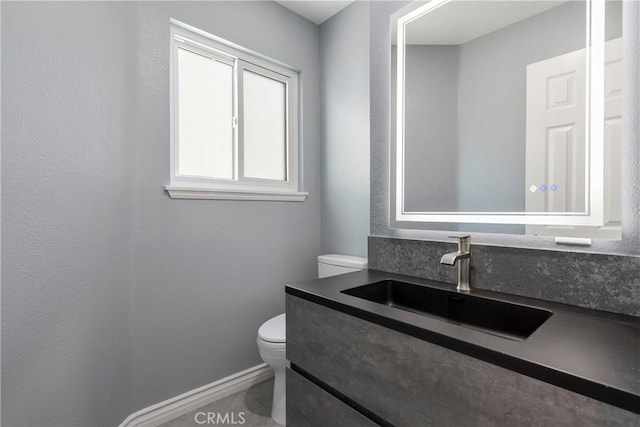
[
  {"x1": 319, "y1": 1, "x2": 370, "y2": 258},
  {"x1": 128, "y1": 1, "x2": 321, "y2": 412},
  {"x1": 2, "y1": 1, "x2": 321, "y2": 425},
  {"x1": 2, "y1": 2, "x2": 136, "y2": 425}
]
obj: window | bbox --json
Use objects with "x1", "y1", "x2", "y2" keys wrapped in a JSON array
[{"x1": 167, "y1": 20, "x2": 306, "y2": 201}]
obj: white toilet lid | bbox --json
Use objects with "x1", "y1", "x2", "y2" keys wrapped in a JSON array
[{"x1": 258, "y1": 313, "x2": 286, "y2": 343}]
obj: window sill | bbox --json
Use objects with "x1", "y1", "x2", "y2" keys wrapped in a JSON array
[{"x1": 165, "y1": 186, "x2": 308, "y2": 202}]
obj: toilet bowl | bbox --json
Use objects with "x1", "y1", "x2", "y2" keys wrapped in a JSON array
[
  {"x1": 257, "y1": 254, "x2": 368, "y2": 425},
  {"x1": 256, "y1": 313, "x2": 287, "y2": 425}
]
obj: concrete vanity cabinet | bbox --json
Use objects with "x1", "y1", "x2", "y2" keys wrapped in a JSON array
[{"x1": 286, "y1": 294, "x2": 640, "y2": 426}]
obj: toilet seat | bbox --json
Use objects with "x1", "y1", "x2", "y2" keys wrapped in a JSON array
[
  {"x1": 257, "y1": 338, "x2": 286, "y2": 351},
  {"x1": 258, "y1": 313, "x2": 285, "y2": 343}
]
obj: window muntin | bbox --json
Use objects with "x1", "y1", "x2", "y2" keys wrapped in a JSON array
[{"x1": 168, "y1": 21, "x2": 305, "y2": 201}]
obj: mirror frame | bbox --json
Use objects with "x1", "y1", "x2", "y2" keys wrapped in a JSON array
[{"x1": 395, "y1": 0, "x2": 607, "y2": 226}]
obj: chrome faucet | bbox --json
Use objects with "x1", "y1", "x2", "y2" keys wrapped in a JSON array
[{"x1": 440, "y1": 235, "x2": 471, "y2": 292}]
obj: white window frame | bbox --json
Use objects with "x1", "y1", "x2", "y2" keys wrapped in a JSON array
[{"x1": 166, "y1": 20, "x2": 307, "y2": 201}]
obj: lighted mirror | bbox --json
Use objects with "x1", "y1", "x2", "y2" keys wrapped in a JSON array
[{"x1": 393, "y1": 0, "x2": 622, "y2": 238}]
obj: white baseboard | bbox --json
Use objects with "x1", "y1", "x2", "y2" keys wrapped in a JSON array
[{"x1": 119, "y1": 363, "x2": 274, "y2": 427}]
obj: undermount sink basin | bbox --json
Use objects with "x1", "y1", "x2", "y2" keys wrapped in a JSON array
[{"x1": 341, "y1": 280, "x2": 552, "y2": 340}]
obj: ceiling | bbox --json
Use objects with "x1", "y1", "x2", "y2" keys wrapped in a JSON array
[
  {"x1": 405, "y1": 0, "x2": 566, "y2": 45},
  {"x1": 274, "y1": 1, "x2": 355, "y2": 25}
]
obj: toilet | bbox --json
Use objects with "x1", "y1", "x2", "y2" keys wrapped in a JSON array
[{"x1": 256, "y1": 254, "x2": 368, "y2": 425}]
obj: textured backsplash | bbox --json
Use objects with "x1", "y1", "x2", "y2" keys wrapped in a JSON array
[{"x1": 369, "y1": 236, "x2": 640, "y2": 317}]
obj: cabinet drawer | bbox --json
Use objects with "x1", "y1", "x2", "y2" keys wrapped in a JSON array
[{"x1": 286, "y1": 368, "x2": 379, "y2": 427}]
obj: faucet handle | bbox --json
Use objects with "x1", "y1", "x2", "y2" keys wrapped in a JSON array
[
  {"x1": 448, "y1": 235, "x2": 470, "y2": 240},
  {"x1": 448, "y1": 235, "x2": 471, "y2": 250}
]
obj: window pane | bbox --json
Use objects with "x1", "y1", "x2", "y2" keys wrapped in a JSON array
[
  {"x1": 178, "y1": 48, "x2": 233, "y2": 179},
  {"x1": 243, "y1": 70, "x2": 287, "y2": 181}
]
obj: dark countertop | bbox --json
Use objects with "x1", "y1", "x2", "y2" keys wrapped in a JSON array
[{"x1": 285, "y1": 269, "x2": 640, "y2": 415}]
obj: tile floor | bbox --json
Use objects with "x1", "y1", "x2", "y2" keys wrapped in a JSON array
[{"x1": 160, "y1": 378, "x2": 282, "y2": 427}]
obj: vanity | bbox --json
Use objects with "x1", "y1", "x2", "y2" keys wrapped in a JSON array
[{"x1": 285, "y1": 269, "x2": 640, "y2": 426}]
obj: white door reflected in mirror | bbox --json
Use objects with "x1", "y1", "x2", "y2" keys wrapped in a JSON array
[{"x1": 525, "y1": 37, "x2": 622, "y2": 238}]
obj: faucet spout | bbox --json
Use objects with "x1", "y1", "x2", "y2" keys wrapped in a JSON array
[
  {"x1": 440, "y1": 235, "x2": 471, "y2": 292},
  {"x1": 440, "y1": 251, "x2": 470, "y2": 266}
]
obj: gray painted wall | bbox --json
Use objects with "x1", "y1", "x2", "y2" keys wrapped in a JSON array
[
  {"x1": 319, "y1": 1, "x2": 370, "y2": 258},
  {"x1": 2, "y1": 2, "x2": 135, "y2": 425},
  {"x1": 1, "y1": 1, "x2": 321, "y2": 425}
]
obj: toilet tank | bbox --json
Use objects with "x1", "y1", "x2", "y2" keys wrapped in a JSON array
[{"x1": 318, "y1": 254, "x2": 368, "y2": 279}]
